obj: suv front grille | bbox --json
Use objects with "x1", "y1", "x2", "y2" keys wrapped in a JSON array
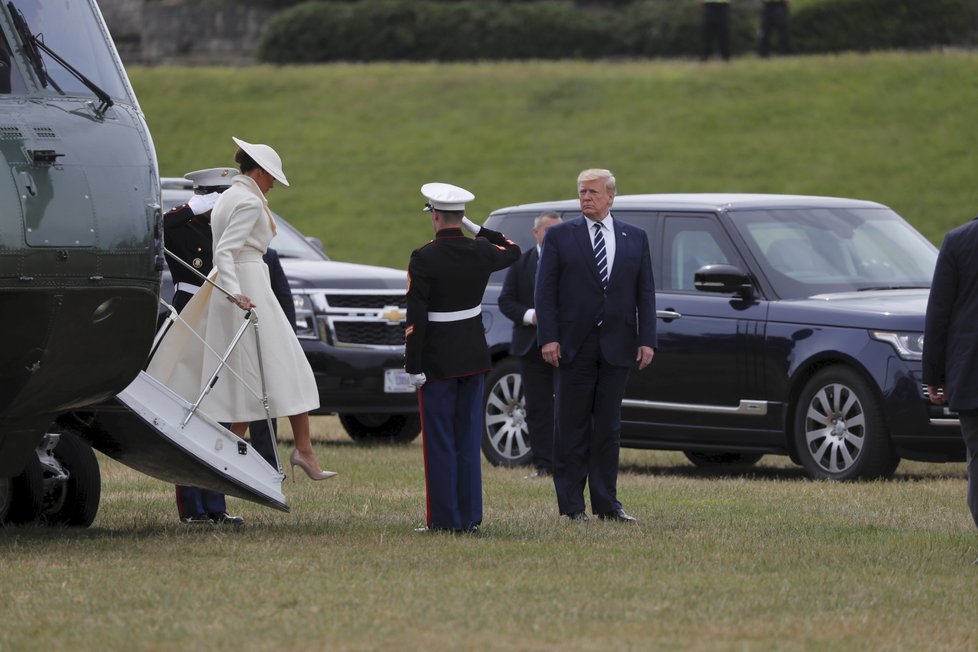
[
  {"x1": 333, "y1": 321, "x2": 405, "y2": 346},
  {"x1": 315, "y1": 290, "x2": 407, "y2": 349},
  {"x1": 324, "y1": 294, "x2": 406, "y2": 309}
]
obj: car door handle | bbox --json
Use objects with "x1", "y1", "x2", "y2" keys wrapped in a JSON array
[{"x1": 657, "y1": 309, "x2": 682, "y2": 321}]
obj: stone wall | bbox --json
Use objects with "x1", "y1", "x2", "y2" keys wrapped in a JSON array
[{"x1": 98, "y1": 0, "x2": 277, "y2": 66}]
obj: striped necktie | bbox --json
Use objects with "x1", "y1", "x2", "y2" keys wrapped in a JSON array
[{"x1": 593, "y1": 222, "x2": 609, "y2": 291}]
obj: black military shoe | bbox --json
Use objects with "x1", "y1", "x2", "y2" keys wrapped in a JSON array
[
  {"x1": 564, "y1": 511, "x2": 589, "y2": 522},
  {"x1": 181, "y1": 514, "x2": 213, "y2": 525},
  {"x1": 210, "y1": 512, "x2": 244, "y2": 526}
]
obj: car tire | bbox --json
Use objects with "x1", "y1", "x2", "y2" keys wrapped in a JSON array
[
  {"x1": 41, "y1": 430, "x2": 101, "y2": 527},
  {"x1": 1, "y1": 453, "x2": 44, "y2": 525},
  {"x1": 481, "y1": 357, "x2": 534, "y2": 467},
  {"x1": 339, "y1": 413, "x2": 421, "y2": 445},
  {"x1": 793, "y1": 366, "x2": 899, "y2": 480},
  {"x1": 684, "y1": 451, "x2": 763, "y2": 468}
]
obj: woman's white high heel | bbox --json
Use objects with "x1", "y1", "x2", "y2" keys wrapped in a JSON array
[{"x1": 289, "y1": 449, "x2": 337, "y2": 482}]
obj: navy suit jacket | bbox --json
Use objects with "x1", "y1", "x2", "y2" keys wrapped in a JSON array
[
  {"x1": 923, "y1": 217, "x2": 978, "y2": 411},
  {"x1": 499, "y1": 247, "x2": 540, "y2": 356},
  {"x1": 535, "y1": 214, "x2": 656, "y2": 366}
]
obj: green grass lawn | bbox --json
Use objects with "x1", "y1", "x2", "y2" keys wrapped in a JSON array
[
  {"x1": 132, "y1": 51, "x2": 978, "y2": 269},
  {"x1": 1, "y1": 419, "x2": 975, "y2": 651}
]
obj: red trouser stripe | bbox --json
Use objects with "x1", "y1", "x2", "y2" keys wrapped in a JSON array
[{"x1": 418, "y1": 387, "x2": 431, "y2": 526}]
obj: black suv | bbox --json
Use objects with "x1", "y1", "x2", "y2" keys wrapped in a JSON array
[
  {"x1": 479, "y1": 193, "x2": 964, "y2": 480},
  {"x1": 160, "y1": 178, "x2": 419, "y2": 443}
]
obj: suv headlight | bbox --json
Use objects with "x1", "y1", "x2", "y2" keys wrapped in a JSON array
[
  {"x1": 293, "y1": 292, "x2": 318, "y2": 340},
  {"x1": 870, "y1": 331, "x2": 924, "y2": 361}
]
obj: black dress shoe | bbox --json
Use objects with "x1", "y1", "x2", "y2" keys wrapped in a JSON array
[
  {"x1": 210, "y1": 512, "x2": 244, "y2": 526},
  {"x1": 564, "y1": 511, "x2": 589, "y2": 522},
  {"x1": 180, "y1": 514, "x2": 213, "y2": 525},
  {"x1": 597, "y1": 509, "x2": 637, "y2": 523},
  {"x1": 524, "y1": 467, "x2": 552, "y2": 479}
]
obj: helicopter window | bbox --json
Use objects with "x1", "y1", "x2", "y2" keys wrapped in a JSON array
[
  {"x1": 5, "y1": 0, "x2": 128, "y2": 102},
  {"x1": 0, "y1": 24, "x2": 26, "y2": 94}
]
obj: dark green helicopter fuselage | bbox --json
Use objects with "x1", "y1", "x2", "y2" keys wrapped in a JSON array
[{"x1": 0, "y1": 0, "x2": 162, "y2": 474}]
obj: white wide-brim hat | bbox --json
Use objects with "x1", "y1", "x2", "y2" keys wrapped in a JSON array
[{"x1": 232, "y1": 136, "x2": 290, "y2": 186}]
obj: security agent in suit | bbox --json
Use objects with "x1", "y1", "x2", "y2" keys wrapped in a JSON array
[
  {"x1": 405, "y1": 183, "x2": 521, "y2": 532},
  {"x1": 164, "y1": 167, "x2": 294, "y2": 525},
  {"x1": 498, "y1": 211, "x2": 563, "y2": 477},
  {"x1": 923, "y1": 216, "x2": 978, "y2": 545},
  {"x1": 535, "y1": 169, "x2": 656, "y2": 523}
]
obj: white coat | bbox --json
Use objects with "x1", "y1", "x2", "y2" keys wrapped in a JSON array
[{"x1": 148, "y1": 174, "x2": 319, "y2": 422}]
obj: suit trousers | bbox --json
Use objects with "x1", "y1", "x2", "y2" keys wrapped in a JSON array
[
  {"x1": 419, "y1": 374, "x2": 485, "y2": 530},
  {"x1": 957, "y1": 410, "x2": 978, "y2": 531},
  {"x1": 553, "y1": 327, "x2": 631, "y2": 515},
  {"x1": 521, "y1": 348, "x2": 556, "y2": 473}
]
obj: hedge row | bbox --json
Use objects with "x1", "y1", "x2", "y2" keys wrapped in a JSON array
[{"x1": 257, "y1": 0, "x2": 978, "y2": 63}]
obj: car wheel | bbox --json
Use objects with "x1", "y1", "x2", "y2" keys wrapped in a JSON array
[
  {"x1": 1, "y1": 453, "x2": 44, "y2": 525},
  {"x1": 482, "y1": 357, "x2": 533, "y2": 467},
  {"x1": 339, "y1": 413, "x2": 421, "y2": 444},
  {"x1": 684, "y1": 451, "x2": 763, "y2": 468},
  {"x1": 41, "y1": 430, "x2": 101, "y2": 527},
  {"x1": 793, "y1": 366, "x2": 899, "y2": 480}
]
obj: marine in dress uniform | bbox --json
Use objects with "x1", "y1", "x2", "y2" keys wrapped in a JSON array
[
  {"x1": 405, "y1": 183, "x2": 521, "y2": 532},
  {"x1": 163, "y1": 167, "x2": 242, "y2": 525}
]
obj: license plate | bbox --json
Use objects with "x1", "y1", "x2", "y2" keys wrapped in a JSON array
[{"x1": 384, "y1": 368, "x2": 415, "y2": 393}]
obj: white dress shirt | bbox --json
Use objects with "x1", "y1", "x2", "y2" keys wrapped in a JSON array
[{"x1": 585, "y1": 214, "x2": 616, "y2": 280}]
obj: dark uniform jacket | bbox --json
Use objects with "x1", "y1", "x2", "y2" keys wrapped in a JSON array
[
  {"x1": 163, "y1": 204, "x2": 213, "y2": 311},
  {"x1": 405, "y1": 226, "x2": 520, "y2": 379}
]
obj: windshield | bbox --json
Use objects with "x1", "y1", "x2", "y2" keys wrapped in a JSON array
[
  {"x1": 730, "y1": 207, "x2": 937, "y2": 299},
  {"x1": 4, "y1": 0, "x2": 128, "y2": 101}
]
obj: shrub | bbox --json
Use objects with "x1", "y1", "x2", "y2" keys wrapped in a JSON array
[{"x1": 792, "y1": 0, "x2": 978, "y2": 53}]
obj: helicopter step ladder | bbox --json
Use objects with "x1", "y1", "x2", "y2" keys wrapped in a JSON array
[{"x1": 83, "y1": 249, "x2": 289, "y2": 511}]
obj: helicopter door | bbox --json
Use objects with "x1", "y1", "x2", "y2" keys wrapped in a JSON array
[{"x1": 11, "y1": 161, "x2": 97, "y2": 247}]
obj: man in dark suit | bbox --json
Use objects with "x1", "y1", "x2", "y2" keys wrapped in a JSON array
[
  {"x1": 923, "y1": 216, "x2": 978, "y2": 545},
  {"x1": 498, "y1": 211, "x2": 562, "y2": 478},
  {"x1": 535, "y1": 169, "x2": 656, "y2": 523},
  {"x1": 405, "y1": 182, "x2": 520, "y2": 533}
]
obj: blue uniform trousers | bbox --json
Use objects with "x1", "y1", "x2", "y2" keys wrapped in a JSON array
[{"x1": 419, "y1": 374, "x2": 485, "y2": 530}]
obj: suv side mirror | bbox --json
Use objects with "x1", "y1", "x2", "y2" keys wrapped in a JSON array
[{"x1": 694, "y1": 264, "x2": 754, "y2": 298}]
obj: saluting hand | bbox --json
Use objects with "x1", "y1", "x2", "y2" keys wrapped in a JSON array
[
  {"x1": 542, "y1": 342, "x2": 560, "y2": 368},
  {"x1": 637, "y1": 346, "x2": 654, "y2": 370}
]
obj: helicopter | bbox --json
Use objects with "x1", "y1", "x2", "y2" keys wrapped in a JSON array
[{"x1": 0, "y1": 0, "x2": 284, "y2": 526}]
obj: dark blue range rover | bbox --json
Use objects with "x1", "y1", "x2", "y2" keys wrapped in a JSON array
[{"x1": 479, "y1": 194, "x2": 964, "y2": 480}]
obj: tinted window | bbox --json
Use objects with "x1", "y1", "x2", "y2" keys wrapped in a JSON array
[
  {"x1": 730, "y1": 207, "x2": 936, "y2": 299},
  {"x1": 4, "y1": 0, "x2": 129, "y2": 101},
  {"x1": 661, "y1": 214, "x2": 739, "y2": 292}
]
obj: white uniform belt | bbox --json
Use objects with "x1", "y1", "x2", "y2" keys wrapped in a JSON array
[
  {"x1": 427, "y1": 306, "x2": 481, "y2": 322},
  {"x1": 175, "y1": 282, "x2": 201, "y2": 295}
]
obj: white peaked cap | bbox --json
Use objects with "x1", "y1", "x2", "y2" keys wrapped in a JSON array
[
  {"x1": 421, "y1": 182, "x2": 474, "y2": 211},
  {"x1": 184, "y1": 167, "x2": 237, "y2": 189}
]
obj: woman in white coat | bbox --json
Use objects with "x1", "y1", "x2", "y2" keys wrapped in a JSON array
[{"x1": 149, "y1": 137, "x2": 335, "y2": 481}]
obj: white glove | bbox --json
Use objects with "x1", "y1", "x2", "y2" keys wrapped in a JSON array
[
  {"x1": 461, "y1": 216, "x2": 481, "y2": 235},
  {"x1": 408, "y1": 373, "x2": 427, "y2": 389},
  {"x1": 187, "y1": 192, "x2": 220, "y2": 215}
]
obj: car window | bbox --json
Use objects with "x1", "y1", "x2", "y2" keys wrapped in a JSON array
[
  {"x1": 731, "y1": 207, "x2": 936, "y2": 298},
  {"x1": 661, "y1": 214, "x2": 738, "y2": 291}
]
